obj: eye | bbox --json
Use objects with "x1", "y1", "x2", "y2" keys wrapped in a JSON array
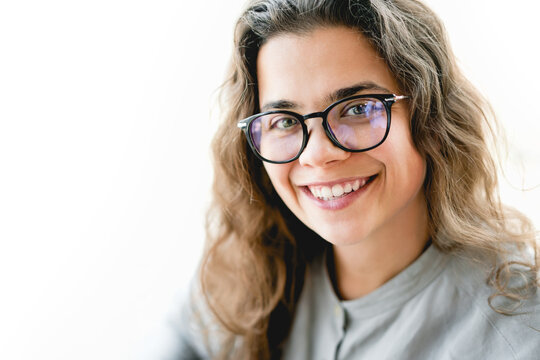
[
  {"x1": 271, "y1": 116, "x2": 299, "y2": 130},
  {"x1": 344, "y1": 102, "x2": 371, "y2": 116}
]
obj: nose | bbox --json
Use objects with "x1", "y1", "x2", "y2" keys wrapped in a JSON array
[{"x1": 298, "y1": 118, "x2": 350, "y2": 167}]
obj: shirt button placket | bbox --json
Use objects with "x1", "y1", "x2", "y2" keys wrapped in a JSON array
[{"x1": 332, "y1": 304, "x2": 347, "y2": 360}]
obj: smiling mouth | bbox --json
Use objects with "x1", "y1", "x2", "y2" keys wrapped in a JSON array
[{"x1": 306, "y1": 175, "x2": 377, "y2": 201}]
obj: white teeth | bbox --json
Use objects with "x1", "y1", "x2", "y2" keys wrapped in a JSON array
[
  {"x1": 321, "y1": 186, "x2": 333, "y2": 198},
  {"x1": 308, "y1": 177, "x2": 372, "y2": 201},
  {"x1": 331, "y1": 184, "x2": 344, "y2": 197}
]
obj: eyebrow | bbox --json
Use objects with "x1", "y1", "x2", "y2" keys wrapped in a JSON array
[{"x1": 260, "y1": 82, "x2": 392, "y2": 112}]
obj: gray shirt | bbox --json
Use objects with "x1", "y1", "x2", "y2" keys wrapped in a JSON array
[{"x1": 174, "y1": 246, "x2": 540, "y2": 359}]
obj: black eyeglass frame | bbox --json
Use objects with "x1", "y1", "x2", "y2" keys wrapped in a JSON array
[{"x1": 237, "y1": 93, "x2": 409, "y2": 164}]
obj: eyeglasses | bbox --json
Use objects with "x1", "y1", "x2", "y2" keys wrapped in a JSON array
[{"x1": 237, "y1": 93, "x2": 408, "y2": 164}]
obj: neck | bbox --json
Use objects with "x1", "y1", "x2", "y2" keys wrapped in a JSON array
[{"x1": 330, "y1": 194, "x2": 430, "y2": 300}]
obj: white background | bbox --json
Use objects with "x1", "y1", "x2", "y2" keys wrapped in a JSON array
[{"x1": 0, "y1": 1, "x2": 538, "y2": 359}]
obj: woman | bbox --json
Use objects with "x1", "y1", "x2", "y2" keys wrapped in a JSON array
[{"x1": 178, "y1": 0, "x2": 540, "y2": 359}]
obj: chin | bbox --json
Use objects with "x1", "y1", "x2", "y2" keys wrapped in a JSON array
[{"x1": 312, "y1": 224, "x2": 370, "y2": 247}]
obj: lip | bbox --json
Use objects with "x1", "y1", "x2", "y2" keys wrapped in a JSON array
[
  {"x1": 299, "y1": 174, "x2": 378, "y2": 210},
  {"x1": 299, "y1": 176, "x2": 371, "y2": 188}
]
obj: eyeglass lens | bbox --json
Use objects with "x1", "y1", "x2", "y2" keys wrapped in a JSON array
[{"x1": 248, "y1": 97, "x2": 387, "y2": 162}]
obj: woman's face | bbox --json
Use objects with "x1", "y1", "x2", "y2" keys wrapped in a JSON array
[{"x1": 257, "y1": 26, "x2": 427, "y2": 246}]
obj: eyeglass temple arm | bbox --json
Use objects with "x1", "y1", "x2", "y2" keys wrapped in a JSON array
[
  {"x1": 237, "y1": 119, "x2": 248, "y2": 129},
  {"x1": 384, "y1": 94, "x2": 409, "y2": 102}
]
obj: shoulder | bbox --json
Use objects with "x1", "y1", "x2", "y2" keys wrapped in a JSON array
[
  {"x1": 165, "y1": 280, "x2": 224, "y2": 360},
  {"x1": 439, "y1": 247, "x2": 540, "y2": 359}
]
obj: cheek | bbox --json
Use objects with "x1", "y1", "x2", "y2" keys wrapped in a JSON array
[
  {"x1": 403, "y1": 152, "x2": 427, "y2": 191},
  {"x1": 396, "y1": 147, "x2": 426, "y2": 197},
  {"x1": 379, "y1": 118, "x2": 426, "y2": 189},
  {"x1": 263, "y1": 163, "x2": 295, "y2": 199},
  {"x1": 399, "y1": 122, "x2": 426, "y2": 184}
]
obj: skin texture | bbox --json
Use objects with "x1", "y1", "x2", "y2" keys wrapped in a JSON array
[{"x1": 257, "y1": 26, "x2": 430, "y2": 299}]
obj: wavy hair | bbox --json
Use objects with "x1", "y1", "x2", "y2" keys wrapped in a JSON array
[{"x1": 199, "y1": 0, "x2": 539, "y2": 358}]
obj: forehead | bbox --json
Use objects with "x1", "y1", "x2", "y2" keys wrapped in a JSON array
[{"x1": 256, "y1": 26, "x2": 399, "y2": 110}]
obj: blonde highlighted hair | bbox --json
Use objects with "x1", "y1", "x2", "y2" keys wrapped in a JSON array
[{"x1": 199, "y1": 0, "x2": 539, "y2": 358}]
